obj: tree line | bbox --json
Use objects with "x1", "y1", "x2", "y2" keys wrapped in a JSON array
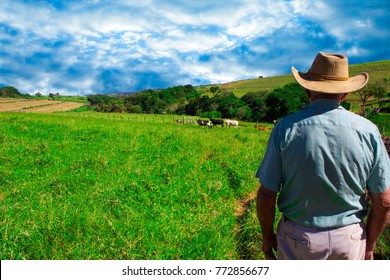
[
  {"x1": 2, "y1": 79, "x2": 388, "y2": 122},
  {"x1": 87, "y1": 81, "x2": 389, "y2": 121},
  {"x1": 87, "y1": 83, "x2": 312, "y2": 122},
  {"x1": 0, "y1": 86, "x2": 61, "y2": 99}
]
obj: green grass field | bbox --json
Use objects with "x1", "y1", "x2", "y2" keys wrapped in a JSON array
[
  {"x1": 1, "y1": 112, "x2": 389, "y2": 260},
  {"x1": 0, "y1": 112, "x2": 273, "y2": 260}
]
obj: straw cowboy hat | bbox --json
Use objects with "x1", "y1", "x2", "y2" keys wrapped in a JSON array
[{"x1": 291, "y1": 52, "x2": 369, "y2": 94}]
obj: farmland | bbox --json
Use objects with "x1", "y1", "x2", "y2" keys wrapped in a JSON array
[
  {"x1": 0, "y1": 112, "x2": 272, "y2": 260},
  {"x1": 0, "y1": 98, "x2": 86, "y2": 113}
]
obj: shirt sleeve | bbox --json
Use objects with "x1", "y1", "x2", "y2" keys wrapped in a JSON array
[
  {"x1": 366, "y1": 133, "x2": 390, "y2": 193},
  {"x1": 255, "y1": 125, "x2": 283, "y2": 192}
]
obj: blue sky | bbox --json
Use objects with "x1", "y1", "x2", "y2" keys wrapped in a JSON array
[{"x1": 0, "y1": 0, "x2": 389, "y2": 95}]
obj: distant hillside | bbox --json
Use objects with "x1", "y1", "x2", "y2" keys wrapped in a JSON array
[
  {"x1": 0, "y1": 86, "x2": 22, "y2": 98},
  {"x1": 201, "y1": 60, "x2": 390, "y2": 98}
]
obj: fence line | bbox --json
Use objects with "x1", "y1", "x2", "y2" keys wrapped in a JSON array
[{"x1": 36, "y1": 111, "x2": 199, "y2": 125}]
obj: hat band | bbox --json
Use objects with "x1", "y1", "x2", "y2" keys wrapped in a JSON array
[{"x1": 308, "y1": 72, "x2": 350, "y2": 81}]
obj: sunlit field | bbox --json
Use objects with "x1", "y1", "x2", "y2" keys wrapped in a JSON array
[
  {"x1": 0, "y1": 108, "x2": 389, "y2": 260},
  {"x1": 0, "y1": 112, "x2": 273, "y2": 259}
]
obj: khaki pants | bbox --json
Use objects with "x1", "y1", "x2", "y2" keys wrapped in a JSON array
[{"x1": 277, "y1": 217, "x2": 366, "y2": 260}]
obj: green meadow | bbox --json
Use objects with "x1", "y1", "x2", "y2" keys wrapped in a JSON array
[
  {"x1": 1, "y1": 110, "x2": 389, "y2": 260},
  {"x1": 0, "y1": 112, "x2": 273, "y2": 260}
]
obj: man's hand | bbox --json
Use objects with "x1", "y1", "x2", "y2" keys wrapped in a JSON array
[
  {"x1": 365, "y1": 250, "x2": 374, "y2": 260},
  {"x1": 256, "y1": 184, "x2": 278, "y2": 260},
  {"x1": 365, "y1": 187, "x2": 390, "y2": 260},
  {"x1": 262, "y1": 232, "x2": 278, "y2": 260}
]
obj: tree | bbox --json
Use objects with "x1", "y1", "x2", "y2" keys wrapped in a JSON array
[
  {"x1": 341, "y1": 100, "x2": 351, "y2": 111},
  {"x1": 265, "y1": 92, "x2": 287, "y2": 122},
  {"x1": 110, "y1": 103, "x2": 126, "y2": 113},
  {"x1": 372, "y1": 84, "x2": 386, "y2": 101},
  {"x1": 210, "y1": 86, "x2": 220, "y2": 96},
  {"x1": 241, "y1": 90, "x2": 269, "y2": 121},
  {"x1": 184, "y1": 84, "x2": 200, "y2": 99},
  {"x1": 264, "y1": 83, "x2": 307, "y2": 121},
  {"x1": 126, "y1": 104, "x2": 143, "y2": 114},
  {"x1": 88, "y1": 94, "x2": 114, "y2": 106},
  {"x1": 216, "y1": 91, "x2": 245, "y2": 118},
  {"x1": 123, "y1": 85, "x2": 200, "y2": 114},
  {"x1": 184, "y1": 97, "x2": 200, "y2": 116},
  {"x1": 354, "y1": 83, "x2": 386, "y2": 116},
  {"x1": 235, "y1": 106, "x2": 252, "y2": 120},
  {"x1": 87, "y1": 94, "x2": 126, "y2": 112}
]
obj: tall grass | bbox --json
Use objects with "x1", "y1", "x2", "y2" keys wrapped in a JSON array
[{"x1": 0, "y1": 112, "x2": 269, "y2": 260}]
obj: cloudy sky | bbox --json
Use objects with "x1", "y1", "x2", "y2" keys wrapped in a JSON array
[{"x1": 0, "y1": 0, "x2": 389, "y2": 95}]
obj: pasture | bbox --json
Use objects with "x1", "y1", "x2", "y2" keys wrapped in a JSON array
[
  {"x1": 0, "y1": 112, "x2": 271, "y2": 260},
  {"x1": 1, "y1": 111, "x2": 389, "y2": 260}
]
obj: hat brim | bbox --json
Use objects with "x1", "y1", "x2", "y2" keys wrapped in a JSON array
[{"x1": 291, "y1": 66, "x2": 369, "y2": 94}]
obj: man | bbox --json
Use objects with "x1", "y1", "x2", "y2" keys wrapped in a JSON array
[{"x1": 256, "y1": 52, "x2": 390, "y2": 260}]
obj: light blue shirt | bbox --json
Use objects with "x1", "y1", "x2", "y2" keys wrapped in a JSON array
[{"x1": 256, "y1": 98, "x2": 390, "y2": 228}]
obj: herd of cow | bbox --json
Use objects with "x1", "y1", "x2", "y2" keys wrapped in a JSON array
[{"x1": 175, "y1": 118, "x2": 239, "y2": 128}]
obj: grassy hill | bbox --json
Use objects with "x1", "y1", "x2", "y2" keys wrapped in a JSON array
[{"x1": 200, "y1": 60, "x2": 390, "y2": 98}]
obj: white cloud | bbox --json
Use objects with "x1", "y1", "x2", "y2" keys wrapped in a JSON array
[
  {"x1": 226, "y1": 1, "x2": 292, "y2": 38},
  {"x1": 146, "y1": 31, "x2": 234, "y2": 55},
  {"x1": 0, "y1": 0, "x2": 389, "y2": 94},
  {"x1": 344, "y1": 45, "x2": 371, "y2": 57},
  {"x1": 291, "y1": 0, "x2": 389, "y2": 43}
]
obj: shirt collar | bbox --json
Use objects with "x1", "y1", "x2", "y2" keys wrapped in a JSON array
[{"x1": 307, "y1": 98, "x2": 341, "y2": 109}]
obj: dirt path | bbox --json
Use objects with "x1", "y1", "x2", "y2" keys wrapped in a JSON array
[{"x1": 234, "y1": 189, "x2": 258, "y2": 260}]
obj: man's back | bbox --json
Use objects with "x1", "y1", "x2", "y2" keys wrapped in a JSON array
[
  {"x1": 257, "y1": 98, "x2": 386, "y2": 228},
  {"x1": 256, "y1": 52, "x2": 390, "y2": 260}
]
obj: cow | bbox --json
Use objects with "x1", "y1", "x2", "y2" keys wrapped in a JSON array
[
  {"x1": 176, "y1": 119, "x2": 183, "y2": 125},
  {"x1": 196, "y1": 119, "x2": 212, "y2": 128},
  {"x1": 187, "y1": 119, "x2": 195, "y2": 124},
  {"x1": 210, "y1": 118, "x2": 224, "y2": 128},
  {"x1": 224, "y1": 119, "x2": 239, "y2": 128},
  {"x1": 254, "y1": 124, "x2": 270, "y2": 131}
]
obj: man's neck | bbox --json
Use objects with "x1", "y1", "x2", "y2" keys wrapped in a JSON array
[{"x1": 308, "y1": 92, "x2": 348, "y2": 104}]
